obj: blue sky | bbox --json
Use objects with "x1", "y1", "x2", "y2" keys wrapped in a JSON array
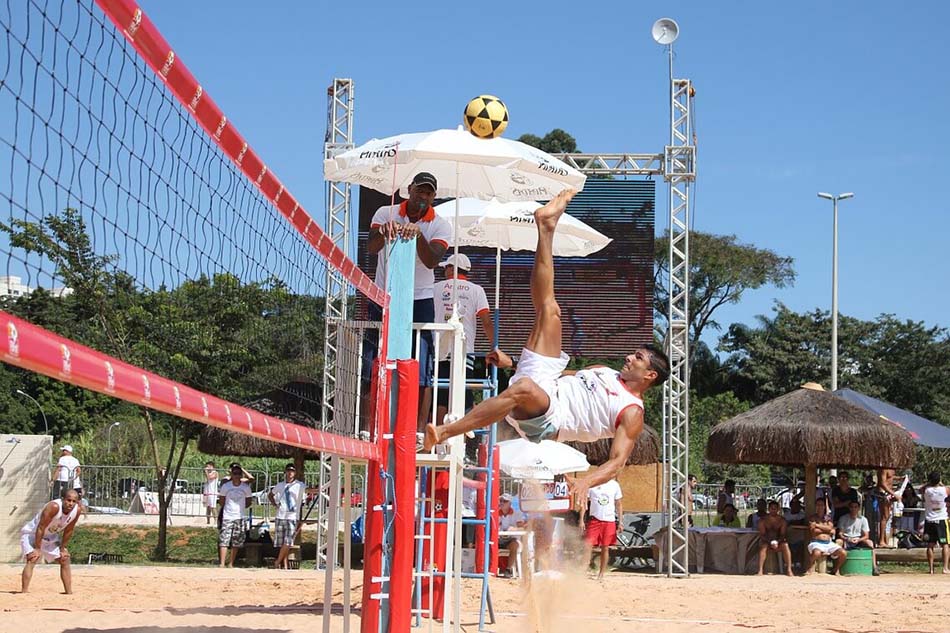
[{"x1": 139, "y1": 1, "x2": 950, "y2": 344}]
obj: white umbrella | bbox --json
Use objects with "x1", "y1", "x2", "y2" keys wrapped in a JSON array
[
  {"x1": 433, "y1": 198, "x2": 611, "y2": 258},
  {"x1": 322, "y1": 127, "x2": 586, "y2": 202},
  {"x1": 497, "y1": 438, "x2": 590, "y2": 481}
]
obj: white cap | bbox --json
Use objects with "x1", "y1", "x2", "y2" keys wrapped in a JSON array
[
  {"x1": 439, "y1": 253, "x2": 472, "y2": 271},
  {"x1": 61, "y1": 445, "x2": 73, "y2": 452}
]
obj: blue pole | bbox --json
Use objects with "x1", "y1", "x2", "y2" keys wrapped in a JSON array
[{"x1": 380, "y1": 238, "x2": 415, "y2": 633}]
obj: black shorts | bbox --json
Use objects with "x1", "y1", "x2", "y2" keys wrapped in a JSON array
[{"x1": 924, "y1": 519, "x2": 950, "y2": 545}]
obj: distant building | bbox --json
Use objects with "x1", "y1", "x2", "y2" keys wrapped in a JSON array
[{"x1": 0, "y1": 275, "x2": 72, "y2": 299}]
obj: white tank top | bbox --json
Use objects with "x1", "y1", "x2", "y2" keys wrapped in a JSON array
[
  {"x1": 21, "y1": 499, "x2": 80, "y2": 540},
  {"x1": 923, "y1": 485, "x2": 949, "y2": 522},
  {"x1": 556, "y1": 367, "x2": 644, "y2": 442}
]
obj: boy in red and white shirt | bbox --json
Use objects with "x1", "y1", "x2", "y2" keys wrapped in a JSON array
[{"x1": 581, "y1": 479, "x2": 623, "y2": 579}]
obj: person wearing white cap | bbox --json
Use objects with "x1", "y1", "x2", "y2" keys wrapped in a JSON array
[
  {"x1": 53, "y1": 445, "x2": 82, "y2": 499},
  {"x1": 434, "y1": 252, "x2": 497, "y2": 424}
]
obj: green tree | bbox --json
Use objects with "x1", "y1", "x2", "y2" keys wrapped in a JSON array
[
  {"x1": 689, "y1": 391, "x2": 768, "y2": 483},
  {"x1": 654, "y1": 232, "x2": 796, "y2": 360},
  {"x1": 517, "y1": 128, "x2": 579, "y2": 153},
  {"x1": 720, "y1": 304, "x2": 950, "y2": 479},
  {"x1": 0, "y1": 211, "x2": 327, "y2": 559}
]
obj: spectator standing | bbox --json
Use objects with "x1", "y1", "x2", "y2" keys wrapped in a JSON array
[
  {"x1": 717, "y1": 480, "x2": 736, "y2": 515},
  {"x1": 875, "y1": 468, "x2": 898, "y2": 547},
  {"x1": 367, "y1": 172, "x2": 451, "y2": 431},
  {"x1": 683, "y1": 474, "x2": 698, "y2": 526},
  {"x1": 53, "y1": 445, "x2": 82, "y2": 499},
  {"x1": 920, "y1": 472, "x2": 950, "y2": 574},
  {"x1": 269, "y1": 463, "x2": 306, "y2": 569},
  {"x1": 202, "y1": 461, "x2": 219, "y2": 526},
  {"x1": 19, "y1": 489, "x2": 81, "y2": 594},
  {"x1": 218, "y1": 463, "x2": 253, "y2": 568},
  {"x1": 837, "y1": 500, "x2": 880, "y2": 575},
  {"x1": 433, "y1": 253, "x2": 498, "y2": 423},
  {"x1": 581, "y1": 478, "x2": 623, "y2": 579},
  {"x1": 831, "y1": 471, "x2": 859, "y2": 525}
]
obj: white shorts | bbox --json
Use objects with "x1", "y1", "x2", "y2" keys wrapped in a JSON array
[
  {"x1": 807, "y1": 540, "x2": 842, "y2": 557},
  {"x1": 20, "y1": 532, "x2": 64, "y2": 563},
  {"x1": 505, "y1": 348, "x2": 569, "y2": 442}
]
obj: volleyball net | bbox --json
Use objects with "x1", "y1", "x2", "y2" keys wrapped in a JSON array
[{"x1": 0, "y1": 0, "x2": 386, "y2": 458}]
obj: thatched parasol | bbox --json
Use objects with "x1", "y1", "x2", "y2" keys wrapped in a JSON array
[
  {"x1": 706, "y1": 383, "x2": 915, "y2": 515},
  {"x1": 198, "y1": 425, "x2": 320, "y2": 460},
  {"x1": 566, "y1": 424, "x2": 661, "y2": 467},
  {"x1": 198, "y1": 384, "x2": 323, "y2": 472}
]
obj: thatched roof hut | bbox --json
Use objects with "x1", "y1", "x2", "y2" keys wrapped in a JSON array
[
  {"x1": 706, "y1": 384, "x2": 915, "y2": 515},
  {"x1": 566, "y1": 424, "x2": 660, "y2": 466},
  {"x1": 706, "y1": 385, "x2": 915, "y2": 470},
  {"x1": 198, "y1": 382, "x2": 323, "y2": 464},
  {"x1": 198, "y1": 425, "x2": 320, "y2": 459}
]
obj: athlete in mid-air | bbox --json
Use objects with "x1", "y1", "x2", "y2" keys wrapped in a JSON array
[{"x1": 424, "y1": 189, "x2": 669, "y2": 500}]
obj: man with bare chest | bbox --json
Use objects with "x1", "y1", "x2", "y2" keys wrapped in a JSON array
[{"x1": 757, "y1": 500, "x2": 793, "y2": 576}]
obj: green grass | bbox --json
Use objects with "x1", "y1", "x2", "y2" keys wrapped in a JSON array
[
  {"x1": 68, "y1": 525, "x2": 220, "y2": 565},
  {"x1": 68, "y1": 524, "x2": 325, "y2": 568}
]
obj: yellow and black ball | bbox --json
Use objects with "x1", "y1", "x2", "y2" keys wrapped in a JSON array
[{"x1": 463, "y1": 95, "x2": 508, "y2": 139}]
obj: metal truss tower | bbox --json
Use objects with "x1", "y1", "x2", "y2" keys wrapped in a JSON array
[
  {"x1": 662, "y1": 56, "x2": 695, "y2": 577},
  {"x1": 557, "y1": 35, "x2": 695, "y2": 579},
  {"x1": 319, "y1": 78, "x2": 355, "y2": 569}
]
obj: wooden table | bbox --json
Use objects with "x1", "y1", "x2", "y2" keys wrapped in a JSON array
[{"x1": 655, "y1": 527, "x2": 760, "y2": 574}]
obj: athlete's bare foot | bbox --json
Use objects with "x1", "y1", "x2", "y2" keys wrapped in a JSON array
[
  {"x1": 534, "y1": 189, "x2": 577, "y2": 231},
  {"x1": 423, "y1": 423, "x2": 441, "y2": 451}
]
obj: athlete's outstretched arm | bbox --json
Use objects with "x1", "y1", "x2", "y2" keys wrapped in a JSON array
[{"x1": 567, "y1": 407, "x2": 644, "y2": 503}]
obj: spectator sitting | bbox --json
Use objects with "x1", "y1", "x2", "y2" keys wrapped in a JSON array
[
  {"x1": 837, "y1": 500, "x2": 880, "y2": 575},
  {"x1": 497, "y1": 493, "x2": 527, "y2": 577},
  {"x1": 713, "y1": 503, "x2": 741, "y2": 528},
  {"x1": 784, "y1": 498, "x2": 807, "y2": 526},
  {"x1": 807, "y1": 497, "x2": 846, "y2": 575},
  {"x1": 757, "y1": 500, "x2": 793, "y2": 576},
  {"x1": 717, "y1": 479, "x2": 736, "y2": 515},
  {"x1": 746, "y1": 498, "x2": 768, "y2": 529}
]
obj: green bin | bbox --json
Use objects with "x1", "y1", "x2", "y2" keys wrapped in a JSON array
[{"x1": 840, "y1": 547, "x2": 874, "y2": 576}]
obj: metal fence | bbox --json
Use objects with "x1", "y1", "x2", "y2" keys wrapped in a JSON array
[
  {"x1": 691, "y1": 483, "x2": 792, "y2": 526},
  {"x1": 65, "y1": 464, "x2": 365, "y2": 519}
]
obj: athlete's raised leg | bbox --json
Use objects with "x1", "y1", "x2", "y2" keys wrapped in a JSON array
[
  {"x1": 524, "y1": 189, "x2": 576, "y2": 358},
  {"x1": 424, "y1": 190, "x2": 577, "y2": 451}
]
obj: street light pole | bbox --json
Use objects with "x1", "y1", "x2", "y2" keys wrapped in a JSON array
[
  {"x1": 15, "y1": 389, "x2": 48, "y2": 435},
  {"x1": 107, "y1": 421, "x2": 121, "y2": 451},
  {"x1": 817, "y1": 192, "x2": 854, "y2": 392}
]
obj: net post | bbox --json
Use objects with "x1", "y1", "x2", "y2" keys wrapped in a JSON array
[
  {"x1": 323, "y1": 455, "x2": 341, "y2": 633},
  {"x1": 361, "y1": 356, "x2": 388, "y2": 633},
  {"x1": 343, "y1": 458, "x2": 353, "y2": 633},
  {"x1": 391, "y1": 359, "x2": 418, "y2": 633},
  {"x1": 380, "y1": 238, "x2": 416, "y2": 633}
]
